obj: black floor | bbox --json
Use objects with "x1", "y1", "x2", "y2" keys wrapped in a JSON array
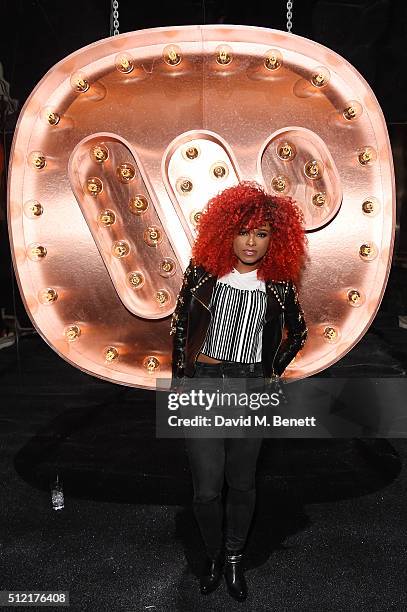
[{"x1": 1, "y1": 266, "x2": 407, "y2": 610}]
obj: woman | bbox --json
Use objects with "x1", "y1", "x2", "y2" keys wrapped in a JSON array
[{"x1": 170, "y1": 181, "x2": 308, "y2": 602}]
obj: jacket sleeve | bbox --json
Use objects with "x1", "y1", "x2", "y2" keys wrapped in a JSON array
[
  {"x1": 169, "y1": 258, "x2": 195, "y2": 381},
  {"x1": 273, "y1": 281, "x2": 308, "y2": 377}
]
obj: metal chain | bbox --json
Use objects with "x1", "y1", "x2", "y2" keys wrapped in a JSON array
[
  {"x1": 111, "y1": 0, "x2": 119, "y2": 36},
  {"x1": 287, "y1": 0, "x2": 293, "y2": 33}
]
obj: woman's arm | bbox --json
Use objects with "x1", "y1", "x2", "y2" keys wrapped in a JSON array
[
  {"x1": 273, "y1": 281, "x2": 308, "y2": 377},
  {"x1": 170, "y1": 258, "x2": 195, "y2": 381}
]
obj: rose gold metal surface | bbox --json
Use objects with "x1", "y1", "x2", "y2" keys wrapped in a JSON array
[{"x1": 7, "y1": 25, "x2": 396, "y2": 389}]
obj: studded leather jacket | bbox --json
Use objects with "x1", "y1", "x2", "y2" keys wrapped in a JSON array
[{"x1": 170, "y1": 259, "x2": 308, "y2": 384}]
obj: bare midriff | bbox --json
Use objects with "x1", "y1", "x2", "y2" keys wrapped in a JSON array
[{"x1": 196, "y1": 352, "x2": 222, "y2": 364}]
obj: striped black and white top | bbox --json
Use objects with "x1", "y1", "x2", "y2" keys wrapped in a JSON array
[{"x1": 200, "y1": 268, "x2": 267, "y2": 362}]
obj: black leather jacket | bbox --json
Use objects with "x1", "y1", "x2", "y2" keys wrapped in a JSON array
[{"x1": 170, "y1": 259, "x2": 308, "y2": 383}]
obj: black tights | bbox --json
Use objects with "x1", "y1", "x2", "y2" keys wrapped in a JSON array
[
  {"x1": 184, "y1": 360, "x2": 264, "y2": 556},
  {"x1": 185, "y1": 435, "x2": 263, "y2": 555}
]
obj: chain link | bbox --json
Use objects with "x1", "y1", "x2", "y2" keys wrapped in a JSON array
[
  {"x1": 287, "y1": 0, "x2": 293, "y2": 33},
  {"x1": 111, "y1": 0, "x2": 119, "y2": 36}
]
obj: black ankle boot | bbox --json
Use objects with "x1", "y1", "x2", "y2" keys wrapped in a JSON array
[
  {"x1": 224, "y1": 549, "x2": 247, "y2": 602},
  {"x1": 199, "y1": 551, "x2": 224, "y2": 595}
]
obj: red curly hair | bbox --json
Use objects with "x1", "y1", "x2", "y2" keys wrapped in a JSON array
[{"x1": 191, "y1": 181, "x2": 307, "y2": 282}]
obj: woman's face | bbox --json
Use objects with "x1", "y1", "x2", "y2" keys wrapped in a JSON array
[{"x1": 232, "y1": 222, "x2": 272, "y2": 271}]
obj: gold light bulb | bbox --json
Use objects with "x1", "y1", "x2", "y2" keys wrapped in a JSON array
[
  {"x1": 359, "y1": 242, "x2": 378, "y2": 261},
  {"x1": 86, "y1": 177, "x2": 103, "y2": 196},
  {"x1": 264, "y1": 49, "x2": 283, "y2": 71},
  {"x1": 211, "y1": 163, "x2": 228, "y2": 179},
  {"x1": 115, "y1": 53, "x2": 134, "y2": 73},
  {"x1": 323, "y1": 326, "x2": 338, "y2": 342},
  {"x1": 312, "y1": 192, "x2": 327, "y2": 207},
  {"x1": 38, "y1": 288, "x2": 58, "y2": 304},
  {"x1": 64, "y1": 325, "x2": 81, "y2": 342},
  {"x1": 91, "y1": 144, "x2": 109, "y2": 163},
  {"x1": 29, "y1": 151, "x2": 46, "y2": 170},
  {"x1": 128, "y1": 272, "x2": 145, "y2": 288},
  {"x1": 358, "y1": 147, "x2": 377, "y2": 166},
  {"x1": 347, "y1": 290, "x2": 362, "y2": 306},
  {"x1": 71, "y1": 72, "x2": 90, "y2": 92},
  {"x1": 98, "y1": 210, "x2": 116, "y2": 226},
  {"x1": 117, "y1": 163, "x2": 136, "y2": 182},
  {"x1": 158, "y1": 258, "x2": 176, "y2": 277},
  {"x1": 216, "y1": 45, "x2": 232, "y2": 66},
  {"x1": 143, "y1": 226, "x2": 163, "y2": 247},
  {"x1": 28, "y1": 244, "x2": 47, "y2": 260},
  {"x1": 184, "y1": 146, "x2": 199, "y2": 160},
  {"x1": 304, "y1": 159, "x2": 323, "y2": 180},
  {"x1": 176, "y1": 178, "x2": 193, "y2": 194},
  {"x1": 277, "y1": 142, "x2": 296, "y2": 161},
  {"x1": 155, "y1": 290, "x2": 170, "y2": 306},
  {"x1": 271, "y1": 175, "x2": 290, "y2": 193},
  {"x1": 129, "y1": 195, "x2": 149, "y2": 215},
  {"x1": 143, "y1": 356, "x2": 160, "y2": 372},
  {"x1": 24, "y1": 200, "x2": 43, "y2": 218},
  {"x1": 104, "y1": 346, "x2": 119, "y2": 362},
  {"x1": 163, "y1": 45, "x2": 182, "y2": 66},
  {"x1": 112, "y1": 241, "x2": 130, "y2": 258}
]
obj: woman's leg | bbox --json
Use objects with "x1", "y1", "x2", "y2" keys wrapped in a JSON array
[
  {"x1": 185, "y1": 436, "x2": 225, "y2": 557},
  {"x1": 224, "y1": 436, "x2": 263, "y2": 551}
]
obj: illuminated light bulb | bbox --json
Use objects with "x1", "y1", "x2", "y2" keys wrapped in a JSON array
[
  {"x1": 86, "y1": 177, "x2": 103, "y2": 196},
  {"x1": 312, "y1": 192, "x2": 328, "y2": 207},
  {"x1": 271, "y1": 175, "x2": 290, "y2": 193},
  {"x1": 190, "y1": 210, "x2": 202, "y2": 226},
  {"x1": 117, "y1": 163, "x2": 136, "y2": 182},
  {"x1": 29, "y1": 151, "x2": 46, "y2": 170},
  {"x1": 115, "y1": 52, "x2": 134, "y2": 73},
  {"x1": 98, "y1": 209, "x2": 116, "y2": 226},
  {"x1": 143, "y1": 226, "x2": 163, "y2": 247},
  {"x1": 216, "y1": 45, "x2": 232, "y2": 66},
  {"x1": 91, "y1": 144, "x2": 109, "y2": 163},
  {"x1": 264, "y1": 49, "x2": 283, "y2": 71},
  {"x1": 361, "y1": 197, "x2": 379, "y2": 216},
  {"x1": 24, "y1": 200, "x2": 43, "y2": 218},
  {"x1": 127, "y1": 271, "x2": 145, "y2": 288},
  {"x1": 143, "y1": 356, "x2": 160, "y2": 372},
  {"x1": 104, "y1": 346, "x2": 119, "y2": 362},
  {"x1": 304, "y1": 159, "x2": 323, "y2": 180},
  {"x1": 343, "y1": 100, "x2": 363, "y2": 121},
  {"x1": 183, "y1": 145, "x2": 200, "y2": 160},
  {"x1": 310, "y1": 66, "x2": 330, "y2": 88},
  {"x1": 64, "y1": 324, "x2": 81, "y2": 342},
  {"x1": 42, "y1": 108, "x2": 60, "y2": 126},
  {"x1": 155, "y1": 289, "x2": 170, "y2": 306},
  {"x1": 277, "y1": 142, "x2": 296, "y2": 161},
  {"x1": 27, "y1": 244, "x2": 47, "y2": 261},
  {"x1": 323, "y1": 326, "x2": 338, "y2": 343},
  {"x1": 211, "y1": 163, "x2": 228, "y2": 179},
  {"x1": 176, "y1": 177, "x2": 193, "y2": 194},
  {"x1": 70, "y1": 71, "x2": 90, "y2": 92},
  {"x1": 158, "y1": 258, "x2": 176, "y2": 277},
  {"x1": 359, "y1": 242, "x2": 378, "y2": 261},
  {"x1": 112, "y1": 240, "x2": 130, "y2": 258},
  {"x1": 347, "y1": 289, "x2": 362, "y2": 307},
  {"x1": 129, "y1": 195, "x2": 149, "y2": 215},
  {"x1": 358, "y1": 147, "x2": 377, "y2": 166},
  {"x1": 38, "y1": 288, "x2": 58, "y2": 304},
  {"x1": 163, "y1": 45, "x2": 182, "y2": 66}
]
